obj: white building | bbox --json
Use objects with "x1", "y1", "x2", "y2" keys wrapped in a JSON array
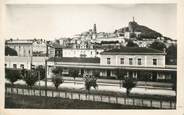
[
  {"x1": 93, "y1": 37, "x2": 125, "y2": 44},
  {"x1": 99, "y1": 47, "x2": 166, "y2": 78},
  {"x1": 133, "y1": 40, "x2": 155, "y2": 47},
  {"x1": 62, "y1": 48, "x2": 104, "y2": 58},
  {"x1": 32, "y1": 40, "x2": 47, "y2": 56},
  {"x1": 5, "y1": 56, "x2": 48, "y2": 69},
  {"x1": 100, "y1": 47, "x2": 166, "y2": 68}
]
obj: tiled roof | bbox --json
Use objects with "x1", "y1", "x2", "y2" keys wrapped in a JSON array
[
  {"x1": 48, "y1": 57, "x2": 100, "y2": 63},
  {"x1": 101, "y1": 47, "x2": 165, "y2": 55}
]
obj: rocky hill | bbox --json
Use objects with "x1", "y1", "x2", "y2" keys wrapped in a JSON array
[{"x1": 115, "y1": 21, "x2": 162, "y2": 39}]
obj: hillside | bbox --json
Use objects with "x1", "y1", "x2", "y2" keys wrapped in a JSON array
[{"x1": 116, "y1": 21, "x2": 162, "y2": 39}]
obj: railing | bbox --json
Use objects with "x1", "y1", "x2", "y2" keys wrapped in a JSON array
[{"x1": 5, "y1": 86, "x2": 176, "y2": 109}]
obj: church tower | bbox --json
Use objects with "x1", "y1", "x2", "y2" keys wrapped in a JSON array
[
  {"x1": 92, "y1": 24, "x2": 97, "y2": 39},
  {"x1": 93, "y1": 24, "x2": 97, "y2": 34}
]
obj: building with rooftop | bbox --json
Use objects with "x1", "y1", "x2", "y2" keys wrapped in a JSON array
[
  {"x1": 46, "y1": 47, "x2": 176, "y2": 83},
  {"x1": 5, "y1": 39, "x2": 48, "y2": 70}
]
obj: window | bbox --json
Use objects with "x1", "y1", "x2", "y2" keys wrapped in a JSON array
[
  {"x1": 13, "y1": 64, "x2": 17, "y2": 68},
  {"x1": 138, "y1": 58, "x2": 142, "y2": 65},
  {"x1": 120, "y1": 58, "x2": 124, "y2": 64},
  {"x1": 20, "y1": 64, "x2": 24, "y2": 68},
  {"x1": 153, "y1": 59, "x2": 157, "y2": 65},
  {"x1": 129, "y1": 58, "x2": 133, "y2": 65},
  {"x1": 107, "y1": 58, "x2": 111, "y2": 64}
]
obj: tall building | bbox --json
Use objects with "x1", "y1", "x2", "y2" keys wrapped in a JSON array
[
  {"x1": 92, "y1": 24, "x2": 97, "y2": 39},
  {"x1": 93, "y1": 24, "x2": 97, "y2": 34}
]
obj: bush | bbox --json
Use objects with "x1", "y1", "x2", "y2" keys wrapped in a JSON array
[
  {"x1": 5, "y1": 69, "x2": 21, "y2": 85},
  {"x1": 83, "y1": 75, "x2": 98, "y2": 91},
  {"x1": 35, "y1": 65, "x2": 46, "y2": 80},
  {"x1": 22, "y1": 70, "x2": 38, "y2": 88}
]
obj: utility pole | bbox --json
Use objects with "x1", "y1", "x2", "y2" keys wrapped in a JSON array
[
  {"x1": 45, "y1": 59, "x2": 47, "y2": 96},
  {"x1": 38, "y1": 71, "x2": 41, "y2": 96},
  {"x1": 45, "y1": 41, "x2": 48, "y2": 96}
]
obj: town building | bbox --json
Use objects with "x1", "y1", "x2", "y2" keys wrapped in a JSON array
[
  {"x1": 133, "y1": 39, "x2": 155, "y2": 47},
  {"x1": 5, "y1": 39, "x2": 33, "y2": 57},
  {"x1": 46, "y1": 47, "x2": 176, "y2": 83},
  {"x1": 5, "y1": 39, "x2": 48, "y2": 70},
  {"x1": 5, "y1": 56, "x2": 48, "y2": 69}
]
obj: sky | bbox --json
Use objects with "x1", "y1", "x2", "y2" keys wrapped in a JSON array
[{"x1": 5, "y1": 4, "x2": 177, "y2": 40}]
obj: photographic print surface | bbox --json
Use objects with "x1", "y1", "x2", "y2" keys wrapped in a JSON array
[{"x1": 4, "y1": 4, "x2": 177, "y2": 109}]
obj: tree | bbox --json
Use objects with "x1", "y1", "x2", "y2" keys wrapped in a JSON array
[
  {"x1": 20, "y1": 67, "x2": 26, "y2": 78},
  {"x1": 5, "y1": 46, "x2": 18, "y2": 56},
  {"x1": 52, "y1": 75, "x2": 64, "y2": 90},
  {"x1": 166, "y1": 44, "x2": 177, "y2": 65},
  {"x1": 83, "y1": 75, "x2": 98, "y2": 91},
  {"x1": 52, "y1": 67, "x2": 62, "y2": 75},
  {"x1": 172, "y1": 72, "x2": 177, "y2": 92},
  {"x1": 116, "y1": 69, "x2": 127, "y2": 80},
  {"x1": 149, "y1": 41, "x2": 166, "y2": 51},
  {"x1": 116, "y1": 69, "x2": 127, "y2": 87},
  {"x1": 52, "y1": 67, "x2": 64, "y2": 90},
  {"x1": 22, "y1": 70, "x2": 39, "y2": 95},
  {"x1": 69, "y1": 68, "x2": 79, "y2": 85},
  {"x1": 23, "y1": 70, "x2": 38, "y2": 88},
  {"x1": 172, "y1": 78, "x2": 176, "y2": 92},
  {"x1": 122, "y1": 77, "x2": 136, "y2": 96},
  {"x1": 140, "y1": 71, "x2": 152, "y2": 89},
  {"x1": 36, "y1": 65, "x2": 46, "y2": 80},
  {"x1": 5, "y1": 69, "x2": 21, "y2": 93},
  {"x1": 126, "y1": 40, "x2": 139, "y2": 47},
  {"x1": 93, "y1": 70, "x2": 100, "y2": 78}
]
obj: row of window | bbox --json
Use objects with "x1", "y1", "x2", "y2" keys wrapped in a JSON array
[
  {"x1": 107, "y1": 58, "x2": 157, "y2": 65},
  {"x1": 64, "y1": 51, "x2": 95, "y2": 55},
  {"x1": 5, "y1": 64, "x2": 24, "y2": 68}
]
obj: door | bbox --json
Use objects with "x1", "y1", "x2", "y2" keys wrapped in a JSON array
[
  {"x1": 107, "y1": 70, "x2": 111, "y2": 77},
  {"x1": 152, "y1": 72, "x2": 157, "y2": 82}
]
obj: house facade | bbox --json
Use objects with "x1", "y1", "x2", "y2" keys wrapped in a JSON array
[{"x1": 5, "y1": 56, "x2": 48, "y2": 69}]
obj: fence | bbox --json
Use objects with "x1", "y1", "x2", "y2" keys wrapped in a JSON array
[{"x1": 5, "y1": 86, "x2": 176, "y2": 109}]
